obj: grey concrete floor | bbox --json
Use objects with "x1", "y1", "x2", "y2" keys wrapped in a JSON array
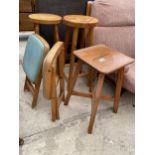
[{"x1": 19, "y1": 35, "x2": 135, "y2": 155}]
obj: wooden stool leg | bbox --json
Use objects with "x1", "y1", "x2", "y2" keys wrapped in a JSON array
[
  {"x1": 88, "y1": 68, "x2": 95, "y2": 92},
  {"x1": 54, "y1": 25, "x2": 60, "y2": 42},
  {"x1": 64, "y1": 27, "x2": 71, "y2": 54},
  {"x1": 64, "y1": 27, "x2": 71, "y2": 81},
  {"x1": 80, "y1": 28, "x2": 86, "y2": 48},
  {"x1": 34, "y1": 24, "x2": 40, "y2": 34},
  {"x1": 113, "y1": 67, "x2": 124, "y2": 113},
  {"x1": 65, "y1": 60, "x2": 82, "y2": 106},
  {"x1": 67, "y1": 28, "x2": 79, "y2": 90},
  {"x1": 88, "y1": 73, "x2": 105, "y2": 134},
  {"x1": 87, "y1": 27, "x2": 94, "y2": 46},
  {"x1": 87, "y1": 27, "x2": 95, "y2": 91},
  {"x1": 79, "y1": 29, "x2": 86, "y2": 74}
]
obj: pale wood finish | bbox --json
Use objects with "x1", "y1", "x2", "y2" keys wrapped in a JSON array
[
  {"x1": 63, "y1": 15, "x2": 98, "y2": 28},
  {"x1": 43, "y1": 42, "x2": 65, "y2": 121},
  {"x1": 63, "y1": 15, "x2": 98, "y2": 94},
  {"x1": 65, "y1": 44, "x2": 134, "y2": 133},
  {"x1": 29, "y1": 13, "x2": 62, "y2": 25},
  {"x1": 24, "y1": 34, "x2": 50, "y2": 109},
  {"x1": 29, "y1": 13, "x2": 62, "y2": 45}
]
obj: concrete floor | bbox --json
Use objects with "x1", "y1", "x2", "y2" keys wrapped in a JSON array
[{"x1": 19, "y1": 36, "x2": 135, "y2": 155}]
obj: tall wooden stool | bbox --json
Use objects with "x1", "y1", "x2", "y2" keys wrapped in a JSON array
[
  {"x1": 29, "y1": 13, "x2": 62, "y2": 42},
  {"x1": 64, "y1": 44, "x2": 134, "y2": 133},
  {"x1": 63, "y1": 15, "x2": 98, "y2": 91}
]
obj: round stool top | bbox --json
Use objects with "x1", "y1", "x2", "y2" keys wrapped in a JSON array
[
  {"x1": 63, "y1": 15, "x2": 98, "y2": 28},
  {"x1": 29, "y1": 13, "x2": 62, "y2": 25}
]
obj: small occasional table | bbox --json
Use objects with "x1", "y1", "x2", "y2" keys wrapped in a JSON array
[
  {"x1": 63, "y1": 15, "x2": 98, "y2": 90},
  {"x1": 29, "y1": 13, "x2": 62, "y2": 42},
  {"x1": 65, "y1": 44, "x2": 134, "y2": 134}
]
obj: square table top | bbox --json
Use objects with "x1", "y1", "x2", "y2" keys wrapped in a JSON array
[{"x1": 74, "y1": 44, "x2": 134, "y2": 74}]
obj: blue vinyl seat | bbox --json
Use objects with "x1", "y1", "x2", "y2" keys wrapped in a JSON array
[{"x1": 23, "y1": 34, "x2": 45, "y2": 83}]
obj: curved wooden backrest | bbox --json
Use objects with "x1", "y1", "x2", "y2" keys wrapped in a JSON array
[{"x1": 43, "y1": 41, "x2": 64, "y2": 99}]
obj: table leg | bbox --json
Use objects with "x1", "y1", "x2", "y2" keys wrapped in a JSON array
[
  {"x1": 113, "y1": 67, "x2": 125, "y2": 113},
  {"x1": 67, "y1": 28, "x2": 79, "y2": 91},
  {"x1": 88, "y1": 73, "x2": 105, "y2": 134}
]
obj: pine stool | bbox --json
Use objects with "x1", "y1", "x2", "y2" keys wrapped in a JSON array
[
  {"x1": 63, "y1": 15, "x2": 98, "y2": 91},
  {"x1": 65, "y1": 44, "x2": 134, "y2": 133},
  {"x1": 29, "y1": 13, "x2": 62, "y2": 42}
]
